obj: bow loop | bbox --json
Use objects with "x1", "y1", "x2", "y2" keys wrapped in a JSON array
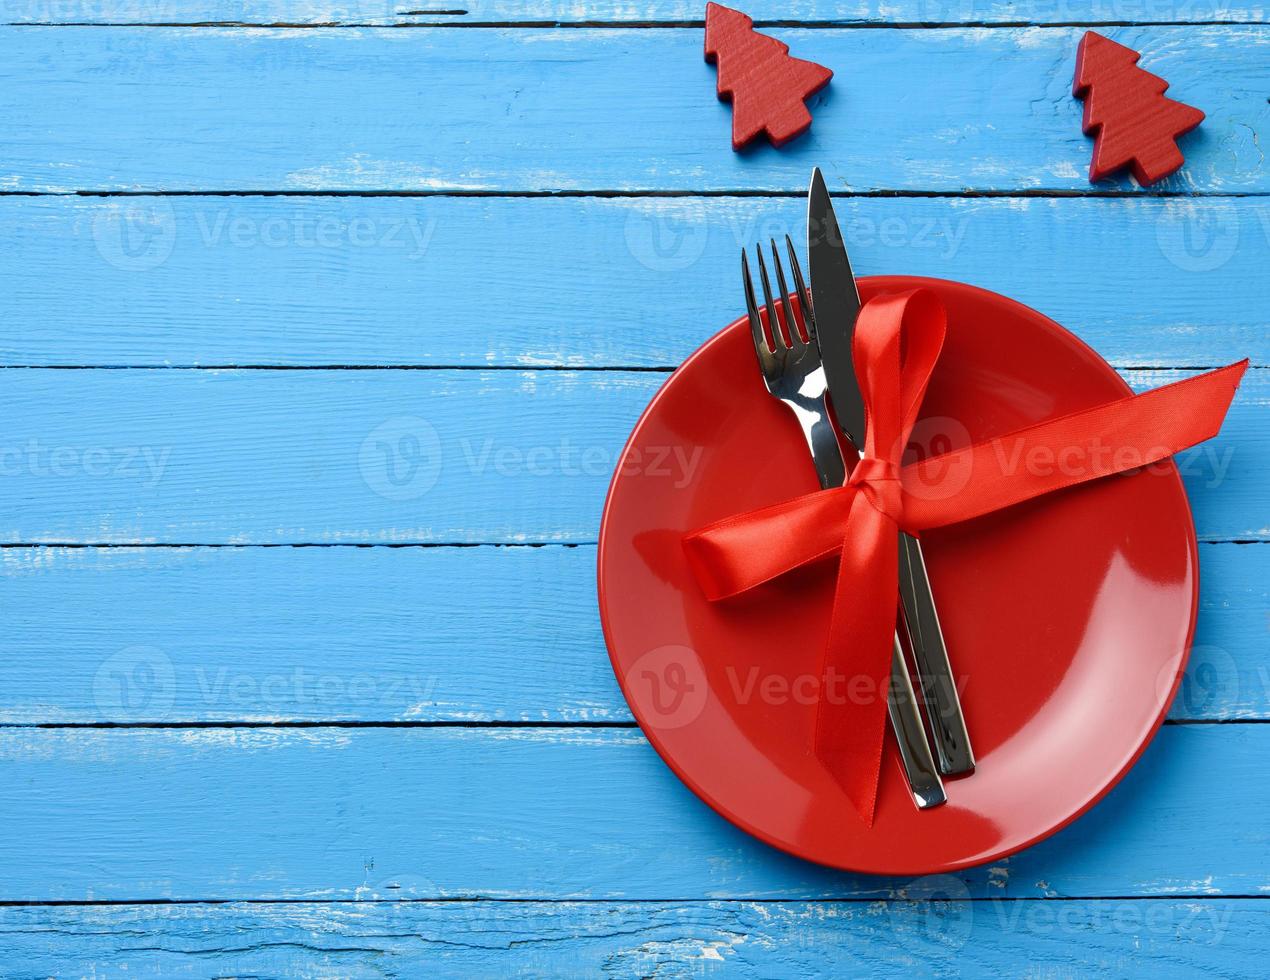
[{"x1": 853, "y1": 289, "x2": 946, "y2": 463}]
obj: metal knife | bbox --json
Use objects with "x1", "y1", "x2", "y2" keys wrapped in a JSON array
[{"x1": 807, "y1": 167, "x2": 975, "y2": 776}]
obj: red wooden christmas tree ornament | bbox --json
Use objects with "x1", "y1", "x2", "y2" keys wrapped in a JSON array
[
  {"x1": 704, "y1": 3, "x2": 833, "y2": 150},
  {"x1": 1072, "y1": 31, "x2": 1204, "y2": 186}
]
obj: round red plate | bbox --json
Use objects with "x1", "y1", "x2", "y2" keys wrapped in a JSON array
[{"x1": 598, "y1": 276, "x2": 1197, "y2": 875}]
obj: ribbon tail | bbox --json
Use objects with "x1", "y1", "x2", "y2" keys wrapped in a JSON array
[
  {"x1": 903, "y1": 360, "x2": 1249, "y2": 531},
  {"x1": 813, "y1": 491, "x2": 899, "y2": 827},
  {"x1": 683, "y1": 486, "x2": 855, "y2": 600}
]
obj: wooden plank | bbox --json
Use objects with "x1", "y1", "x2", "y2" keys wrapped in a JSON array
[
  {"x1": 6, "y1": 0, "x2": 1264, "y2": 26},
  {"x1": 1191, "y1": 544, "x2": 1270, "y2": 720},
  {"x1": 0, "y1": 899, "x2": 1261, "y2": 978},
  {"x1": 0, "y1": 367, "x2": 1260, "y2": 544},
  {"x1": 0, "y1": 723, "x2": 1264, "y2": 900},
  {"x1": 1, "y1": 26, "x2": 1265, "y2": 192},
  {"x1": 0, "y1": 368, "x2": 654, "y2": 544},
  {"x1": 0, "y1": 542, "x2": 1260, "y2": 723},
  {"x1": 3, "y1": 195, "x2": 1265, "y2": 368},
  {"x1": 0, "y1": 544, "x2": 620, "y2": 723}
]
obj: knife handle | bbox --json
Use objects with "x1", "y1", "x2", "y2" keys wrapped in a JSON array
[{"x1": 898, "y1": 532, "x2": 975, "y2": 775}]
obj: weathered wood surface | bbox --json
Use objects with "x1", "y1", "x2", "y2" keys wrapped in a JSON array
[
  {"x1": 6, "y1": 0, "x2": 1265, "y2": 25},
  {"x1": 2, "y1": 195, "x2": 1264, "y2": 368},
  {"x1": 0, "y1": 542, "x2": 1261, "y2": 723},
  {"x1": 2, "y1": 10, "x2": 1266, "y2": 975},
  {"x1": 0, "y1": 724, "x2": 1265, "y2": 901},
  {"x1": 0, "y1": 899, "x2": 1259, "y2": 979},
  {"x1": 1, "y1": 27, "x2": 1264, "y2": 193}
]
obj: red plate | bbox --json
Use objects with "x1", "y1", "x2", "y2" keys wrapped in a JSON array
[{"x1": 597, "y1": 276, "x2": 1196, "y2": 874}]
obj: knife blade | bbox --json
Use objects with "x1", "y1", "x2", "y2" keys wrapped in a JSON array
[
  {"x1": 806, "y1": 167, "x2": 976, "y2": 776},
  {"x1": 806, "y1": 167, "x2": 866, "y2": 448}
]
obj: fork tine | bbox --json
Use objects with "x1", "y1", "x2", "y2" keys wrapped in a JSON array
[
  {"x1": 741, "y1": 249, "x2": 776, "y2": 374},
  {"x1": 768, "y1": 240, "x2": 803, "y2": 350},
  {"x1": 754, "y1": 246, "x2": 788, "y2": 352},
  {"x1": 784, "y1": 235, "x2": 814, "y2": 342}
]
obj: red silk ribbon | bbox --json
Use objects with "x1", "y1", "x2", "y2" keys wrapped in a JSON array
[{"x1": 683, "y1": 288, "x2": 1246, "y2": 826}]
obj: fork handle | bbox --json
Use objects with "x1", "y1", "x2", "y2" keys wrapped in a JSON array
[
  {"x1": 887, "y1": 635, "x2": 946, "y2": 808},
  {"x1": 803, "y1": 409, "x2": 846, "y2": 490},
  {"x1": 898, "y1": 533, "x2": 975, "y2": 775}
]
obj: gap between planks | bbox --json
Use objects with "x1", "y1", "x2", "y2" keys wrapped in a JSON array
[
  {"x1": 0, "y1": 894, "x2": 1268, "y2": 906},
  {"x1": 9, "y1": 20, "x2": 1270, "y2": 29},
  {"x1": 6, "y1": 190, "x2": 1270, "y2": 199},
  {"x1": 0, "y1": 719, "x2": 1261, "y2": 729},
  {"x1": 0, "y1": 539, "x2": 1260, "y2": 547},
  {"x1": 0, "y1": 365, "x2": 1261, "y2": 371}
]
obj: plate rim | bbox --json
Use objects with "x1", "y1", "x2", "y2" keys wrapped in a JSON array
[{"x1": 597, "y1": 275, "x2": 1199, "y2": 876}]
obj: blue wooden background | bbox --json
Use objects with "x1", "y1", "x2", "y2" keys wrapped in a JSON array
[{"x1": 0, "y1": 2, "x2": 1266, "y2": 976}]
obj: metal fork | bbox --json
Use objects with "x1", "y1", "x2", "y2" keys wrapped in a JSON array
[{"x1": 743, "y1": 239, "x2": 946, "y2": 809}]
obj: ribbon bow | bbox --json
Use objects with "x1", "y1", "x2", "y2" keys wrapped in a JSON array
[{"x1": 684, "y1": 288, "x2": 1246, "y2": 825}]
